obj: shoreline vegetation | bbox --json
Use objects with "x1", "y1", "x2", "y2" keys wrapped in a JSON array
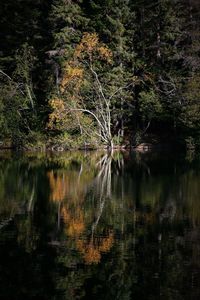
[
  {"x1": 0, "y1": 1, "x2": 200, "y2": 152},
  {"x1": 0, "y1": 140, "x2": 192, "y2": 154}
]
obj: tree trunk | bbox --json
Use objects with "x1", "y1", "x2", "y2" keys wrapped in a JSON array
[{"x1": 107, "y1": 139, "x2": 114, "y2": 150}]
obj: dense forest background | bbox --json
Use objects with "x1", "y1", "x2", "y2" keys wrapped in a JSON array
[{"x1": 0, "y1": 0, "x2": 200, "y2": 150}]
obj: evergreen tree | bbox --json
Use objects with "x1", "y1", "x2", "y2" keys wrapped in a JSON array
[
  {"x1": 48, "y1": 0, "x2": 89, "y2": 76},
  {"x1": 86, "y1": 0, "x2": 136, "y2": 141}
]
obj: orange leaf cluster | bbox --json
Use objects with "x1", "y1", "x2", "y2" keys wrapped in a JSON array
[
  {"x1": 49, "y1": 97, "x2": 65, "y2": 110},
  {"x1": 99, "y1": 233, "x2": 114, "y2": 252},
  {"x1": 67, "y1": 219, "x2": 85, "y2": 236},
  {"x1": 47, "y1": 171, "x2": 69, "y2": 202},
  {"x1": 76, "y1": 232, "x2": 114, "y2": 265},
  {"x1": 75, "y1": 32, "x2": 112, "y2": 63},
  {"x1": 47, "y1": 98, "x2": 65, "y2": 129},
  {"x1": 62, "y1": 206, "x2": 85, "y2": 236},
  {"x1": 61, "y1": 65, "x2": 84, "y2": 93},
  {"x1": 76, "y1": 240, "x2": 101, "y2": 264},
  {"x1": 75, "y1": 33, "x2": 99, "y2": 58},
  {"x1": 98, "y1": 46, "x2": 112, "y2": 63}
]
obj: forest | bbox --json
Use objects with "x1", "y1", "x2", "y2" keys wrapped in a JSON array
[{"x1": 0, "y1": 0, "x2": 200, "y2": 150}]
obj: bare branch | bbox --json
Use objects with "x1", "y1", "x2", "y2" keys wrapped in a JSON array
[
  {"x1": 158, "y1": 76, "x2": 176, "y2": 96},
  {"x1": 65, "y1": 108, "x2": 109, "y2": 142}
]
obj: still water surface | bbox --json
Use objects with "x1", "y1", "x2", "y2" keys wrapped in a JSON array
[{"x1": 0, "y1": 151, "x2": 200, "y2": 300}]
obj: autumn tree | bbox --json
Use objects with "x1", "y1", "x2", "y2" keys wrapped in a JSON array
[{"x1": 48, "y1": 32, "x2": 134, "y2": 148}]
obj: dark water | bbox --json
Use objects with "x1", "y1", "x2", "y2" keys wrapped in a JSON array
[{"x1": 0, "y1": 151, "x2": 200, "y2": 300}]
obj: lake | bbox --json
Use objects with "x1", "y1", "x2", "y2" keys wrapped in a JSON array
[{"x1": 0, "y1": 150, "x2": 200, "y2": 300}]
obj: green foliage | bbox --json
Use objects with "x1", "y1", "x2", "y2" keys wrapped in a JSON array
[
  {"x1": 180, "y1": 75, "x2": 200, "y2": 129},
  {"x1": 139, "y1": 89, "x2": 162, "y2": 121},
  {"x1": 0, "y1": 43, "x2": 39, "y2": 146}
]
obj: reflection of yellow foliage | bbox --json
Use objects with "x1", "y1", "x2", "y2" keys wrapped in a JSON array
[
  {"x1": 76, "y1": 232, "x2": 114, "y2": 264},
  {"x1": 46, "y1": 161, "x2": 114, "y2": 265},
  {"x1": 62, "y1": 206, "x2": 85, "y2": 236},
  {"x1": 67, "y1": 220, "x2": 85, "y2": 236},
  {"x1": 99, "y1": 233, "x2": 114, "y2": 252},
  {"x1": 48, "y1": 171, "x2": 69, "y2": 202},
  {"x1": 48, "y1": 167, "x2": 94, "y2": 204},
  {"x1": 77, "y1": 240, "x2": 101, "y2": 264},
  {"x1": 61, "y1": 206, "x2": 70, "y2": 222},
  {"x1": 84, "y1": 244, "x2": 101, "y2": 264}
]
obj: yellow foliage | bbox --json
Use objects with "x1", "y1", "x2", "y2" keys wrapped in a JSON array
[
  {"x1": 47, "y1": 98, "x2": 65, "y2": 129},
  {"x1": 75, "y1": 33, "x2": 99, "y2": 58},
  {"x1": 75, "y1": 32, "x2": 112, "y2": 63},
  {"x1": 47, "y1": 32, "x2": 112, "y2": 128},
  {"x1": 61, "y1": 65, "x2": 84, "y2": 93},
  {"x1": 98, "y1": 46, "x2": 112, "y2": 63},
  {"x1": 49, "y1": 97, "x2": 65, "y2": 110},
  {"x1": 47, "y1": 66, "x2": 84, "y2": 129}
]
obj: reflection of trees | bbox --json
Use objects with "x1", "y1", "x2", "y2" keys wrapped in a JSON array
[
  {"x1": 47, "y1": 152, "x2": 115, "y2": 264},
  {"x1": 62, "y1": 206, "x2": 85, "y2": 236},
  {"x1": 0, "y1": 157, "x2": 36, "y2": 219},
  {"x1": 92, "y1": 153, "x2": 112, "y2": 230},
  {"x1": 1, "y1": 152, "x2": 200, "y2": 299},
  {"x1": 48, "y1": 171, "x2": 69, "y2": 203},
  {"x1": 76, "y1": 232, "x2": 114, "y2": 265},
  {"x1": 181, "y1": 170, "x2": 200, "y2": 226}
]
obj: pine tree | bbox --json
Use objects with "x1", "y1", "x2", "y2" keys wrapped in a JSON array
[
  {"x1": 128, "y1": 0, "x2": 193, "y2": 141},
  {"x1": 0, "y1": 0, "x2": 52, "y2": 145},
  {"x1": 47, "y1": 0, "x2": 89, "y2": 91},
  {"x1": 85, "y1": 0, "x2": 136, "y2": 141}
]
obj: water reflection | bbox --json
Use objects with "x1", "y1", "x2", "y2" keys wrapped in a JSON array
[
  {"x1": 0, "y1": 151, "x2": 200, "y2": 299},
  {"x1": 47, "y1": 152, "x2": 114, "y2": 265}
]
